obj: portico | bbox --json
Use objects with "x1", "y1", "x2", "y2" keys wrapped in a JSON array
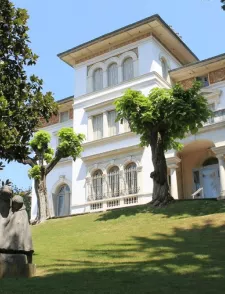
[{"x1": 166, "y1": 142, "x2": 225, "y2": 200}]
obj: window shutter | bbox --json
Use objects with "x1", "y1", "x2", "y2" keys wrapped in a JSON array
[
  {"x1": 93, "y1": 68, "x2": 103, "y2": 91},
  {"x1": 123, "y1": 58, "x2": 134, "y2": 81},
  {"x1": 108, "y1": 110, "x2": 118, "y2": 136},
  {"x1": 93, "y1": 114, "x2": 103, "y2": 140},
  {"x1": 108, "y1": 63, "x2": 118, "y2": 86}
]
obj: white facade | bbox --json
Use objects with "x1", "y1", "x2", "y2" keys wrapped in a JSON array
[{"x1": 31, "y1": 15, "x2": 225, "y2": 220}]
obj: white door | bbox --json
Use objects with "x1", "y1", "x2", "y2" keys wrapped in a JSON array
[{"x1": 200, "y1": 166, "x2": 220, "y2": 198}]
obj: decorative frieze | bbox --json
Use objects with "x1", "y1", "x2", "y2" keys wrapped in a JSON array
[
  {"x1": 179, "y1": 77, "x2": 195, "y2": 90},
  {"x1": 209, "y1": 67, "x2": 225, "y2": 84},
  {"x1": 77, "y1": 33, "x2": 151, "y2": 65}
]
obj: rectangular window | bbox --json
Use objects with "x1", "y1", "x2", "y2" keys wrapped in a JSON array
[
  {"x1": 60, "y1": 111, "x2": 69, "y2": 123},
  {"x1": 196, "y1": 75, "x2": 209, "y2": 87},
  {"x1": 208, "y1": 103, "x2": 215, "y2": 124},
  {"x1": 93, "y1": 114, "x2": 103, "y2": 140},
  {"x1": 108, "y1": 110, "x2": 119, "y2": 136},
  {"x1": 124, "y1": 119, "x2": 130, "y2": 132}
]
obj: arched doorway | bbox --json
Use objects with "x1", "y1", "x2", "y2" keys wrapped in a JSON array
[
  {"x1": 178, "y1": 140, "x2": 220, "y2": 198},
  {"x1": 54, "y1": 185, "x2": 70, "y2": 217},
  {"x1": 193, "y1": 157, "x2": 220, "y2": 198}
]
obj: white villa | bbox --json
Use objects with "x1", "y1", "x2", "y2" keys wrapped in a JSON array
[{"x1": 31, "y1": 15, "x2": 225, "y2": 220}]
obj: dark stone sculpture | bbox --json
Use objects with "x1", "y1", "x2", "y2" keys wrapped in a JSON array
[{"x1": 0, "y1": 185, "x2": 35, "y2": 278}]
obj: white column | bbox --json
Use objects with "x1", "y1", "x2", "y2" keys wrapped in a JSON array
[
  {"x1": 137, "y1": 166, "x2": 143, "y2": 194},
  {"x1": 217, "y1": 154, "x2": 225, "y2": 197},
  {"x1": 211, "y1": 146, "x2": 225, "y2": 198},
  {"x1": 87, "y1": 116, "x2": 93, "y2": 141},
  {"x1": 103, "y1": 70, "x2": 107, "y2": 88},
  {"x1": 133, "y1": 60, "x2": 138, "y2": 78},
  {"x1": 169, "y1": 165, "x2": 179, "y2": 199},
  {"x1": 103, "y1": 111, "x2": 108, "y2": 138},
  {"x1": 118, "y1": 66, "x2": 123, "y2": 83}
]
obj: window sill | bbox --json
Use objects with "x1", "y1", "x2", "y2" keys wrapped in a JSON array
[{"x1": 83, "y1": 131, "x2": 135, "y2": 147}]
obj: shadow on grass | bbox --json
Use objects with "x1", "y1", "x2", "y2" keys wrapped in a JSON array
[
  {"x1": 95, "y1": 199, "x2": 225, "y2": 221},
  {"x1": 1, "y1": 220, "x2": 225, "y2": 294}
]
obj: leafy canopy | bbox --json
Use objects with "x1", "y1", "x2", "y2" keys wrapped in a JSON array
[
  {"x1": 222, "y1": 0, "x2": 225, "y2": 10},
  {"x1": 115, "y1": 82, "x2": 212, "y2": 150},
  {"x1": 28, "y1": 128, "x2": 85, "y2": 179},
  {"x1": 0, "y1": 0, "x2": 58, "y2": 161}
]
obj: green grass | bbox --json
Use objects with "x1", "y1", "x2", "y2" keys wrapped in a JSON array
[{"x1": 1, "y1": 200, "x2": 225, "y2": 294}]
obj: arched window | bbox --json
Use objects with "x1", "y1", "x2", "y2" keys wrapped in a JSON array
[
  {"x1": 55, "y1": 184, "x2": 70, "y2": 217},
  {"x1": 123, "y1": 57, "x2": 134, "y2": 81},
  {"x1": 125, "y1": 163, "x2": 138, "y2": 194},
  {"x1": 108, "y1": 166, "x2": 120, "y2": 197},
  {"x1": 92, "y1": 170, "x2": 103, "y2": 200},
  {"x1": 161, "y1": 58, "x2": 169, "y2": 81},
  {"x1": 93, "y1": 68, "x2": 103, "y2": 91},
  {"x1": 108, "y1": 63, "x2": 118, "y2": 86}
]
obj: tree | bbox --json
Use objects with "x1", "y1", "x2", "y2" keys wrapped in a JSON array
[
  {"x1": 0, "y1": 0, "x2": 58, "y2": 162},
  {"x1": 115, "y1": 82, "x2": 212, "y2": 207},
  {"x1": 22, "y1": 128, "x2": 84, "y2": 223},
  {"x1": 222, "y1": 0, "x2": 225, "y2": 10}
]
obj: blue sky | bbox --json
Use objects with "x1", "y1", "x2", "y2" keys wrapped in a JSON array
[{"x1": 2, "y1": 0, "x2": 225, "y2": 189}]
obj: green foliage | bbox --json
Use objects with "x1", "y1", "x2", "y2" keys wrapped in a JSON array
[
  {"x1": 28, "y1": 165, "x2": 41, "y2": 180},
  {"x1": 57, "y1": 128, "x2": 85, "y2": 161},
  {"x1": 0, "y1": 0, "x2": 58, "y2": 162},
  {"x1": 222, "y1": 0, "x2": 225, "y2": 10},
  {"x1": 30, "y1": 131, "x2": 51, "y2": 153},
  {"x1": 44, "y1": 147, "x2": 54, "y2": 163},
  {"x1": 0, "y1": 161, "x2": 5, "y2": 170},
  {"x1": 115, "y1": 82, "x2": 212, "y2": 151}
]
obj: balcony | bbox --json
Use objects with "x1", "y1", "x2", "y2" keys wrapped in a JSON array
[{"x1": 87, "y1": 167, "x2": 139, "y2": 201}]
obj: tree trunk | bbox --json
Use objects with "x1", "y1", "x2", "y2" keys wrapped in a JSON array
[
  {"x1": 34, "y1": 175, "x2": 50, "y2": 223},
  {"x1": 150, "y1": 131, "x2": 174, "y2": 207}
]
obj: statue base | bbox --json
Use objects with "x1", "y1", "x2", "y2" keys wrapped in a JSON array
[{"x1": 0, "y1": 253, "x2": 36, "y2": 278}]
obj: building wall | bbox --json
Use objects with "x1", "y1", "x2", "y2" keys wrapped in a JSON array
[
  {"x1": 179, "y1": 67, "x2": 225, "y2": 90},
  {"x1": 138, "y1": 38, "x2": 181, "y2": 78},
  {"x1": 74, "y1": 36, "x2": 181, "y2": 98}
]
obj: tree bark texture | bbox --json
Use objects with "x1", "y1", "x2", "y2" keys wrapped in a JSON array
[
  {"x1": 34, "y1": 176, "x2": 50, "y2": 223},
  {"x1": 150, "y1": 132, "x2": 174, "y2": 207}
]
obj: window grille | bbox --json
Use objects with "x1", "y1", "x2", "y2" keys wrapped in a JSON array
[
  {"x1": 91, "y1": 170, "x2": 104, "y2": 200},
  {"x1": 93, "y1": 68, "x2": 103, "y2": 91},
  {"x1": 108, "y1": 166, "x2": 120, "y2": 197},
  {"x1": 125, "y1": 163, "x2": 138, "y2": 195},
  {"x1": 108, "y1": 63, "x2": 118, "y2": 86},
  {"x1": 123, "y1": 58, "x2": 134, "y2": 81}
]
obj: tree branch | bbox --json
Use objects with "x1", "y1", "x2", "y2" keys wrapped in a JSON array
[
  {"x1": 18, "y1": 156, "x2": 37, "y2": 167},
  {"x1": 46, "y1": 155, "x2": 61, "y2": 175}
]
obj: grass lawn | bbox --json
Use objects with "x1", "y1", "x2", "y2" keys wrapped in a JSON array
[{"x1": 1, "y1": 200, "x2": 225, "y2": 293}]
